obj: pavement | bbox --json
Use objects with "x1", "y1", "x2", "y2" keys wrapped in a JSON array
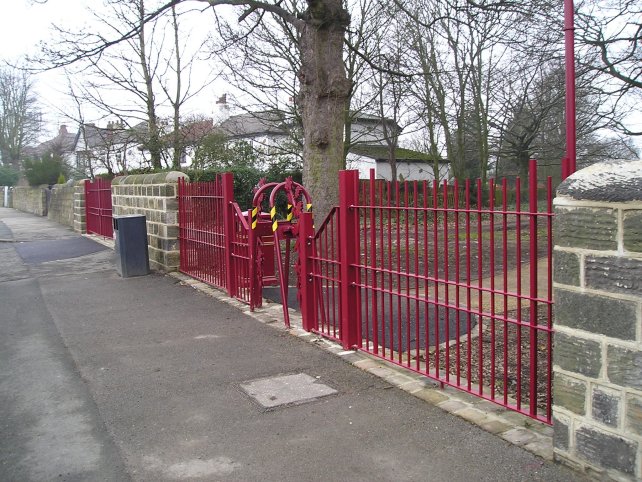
[{"x1": 0, "y1": 207, "x2": 587, "y2": 482}]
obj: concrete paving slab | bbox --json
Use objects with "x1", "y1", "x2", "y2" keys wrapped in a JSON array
[{"x1": 240, "y1": 373, "x2": 338, "y2": 408}]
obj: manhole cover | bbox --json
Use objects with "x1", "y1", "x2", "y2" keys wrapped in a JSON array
[{"x1": 240, "y1": 373, "x2": 337, "y2": 408}]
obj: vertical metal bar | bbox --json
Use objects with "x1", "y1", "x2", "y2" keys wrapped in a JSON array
[
  {"x1": 489, "y1": 179, "x2": 496, "y2": 400},
  {"x1": 546, "y1": 176, "x2": 554, "y2": 422},
  {"x1": 477, "y1": 179, "x2": 483, "y2": 395},
  {"x1": 502, "y1": 178, "x2": 509, "y2": 405},
  {"x1": 564, "y1": 0, "x2": 577, "y2": 179},
  {"x1": 299, "y1": 212, "x2": 315, "y2": 331},
  {"x1": 528, "y1": 159, "x2": 539, "y2": 417},
  {"x1": 396, "y1": 181, "x2": 402, "y2": 363},
  {"x1": 454, "y1": 180, "x2": 461, "y2": 384},
  {"x1": 404, "y1": 181, "x2": 411, "y2": 365},
  {"x1": 222, "y1": 173, "x2": 235, "y2": 296},
  {"x1": 423, "y1": 181, "x2": 430, "y2": 373},
  {"x1": 516, "y1": 177, "x2": 523, "y2": 410},
  {"x1": 443, "y1": 180, "x2": 450, "y2": 382},
  {"x1": 339, "y1": 170, "x2": 359, "y2": 349},
  {"x1": 414, "y1": 181, "x2": 420, "y2": 371},
  {"x1": 362, "y1": 181, "x2": 369, "y2": 350},
  {"x1": 432, "y1": 180, "x2": 439, "y2": 377},
  {"x1": 370, "y1": 170, "x2": 379, "y2": 355},
  {"x1": 465, "y1": 180, "x2": 472, "y2": 390}
]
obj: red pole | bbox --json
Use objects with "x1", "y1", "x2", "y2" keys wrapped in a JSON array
[
  {"x1": 221, "y1": 172, "x2": 236, "y2": 297},
  {"x1": 299, "y1": 212, "x2": 316, "y2": 332},
  {"x1": 339, "y1": 170, "x2": 359, "y2": 350},
  {"x1": 564, "y1": 0, "x2": 577, "y2": 179}
]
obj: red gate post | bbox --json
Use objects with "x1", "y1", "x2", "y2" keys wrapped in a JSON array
[
  {"x1": 339, "y1": 170, "x2": 360, "y2": 350},
  {"x1": 248, "y1": 207, "x2": 257, "y2": 311},
  {"x1": 298, "y1": 212, "x2": 316, "y2": 332},
  {"x1": 221, "y1": 173, "x2": 236, "y2": 297}
]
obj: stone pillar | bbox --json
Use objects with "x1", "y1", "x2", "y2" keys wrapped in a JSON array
[
  {"x1": 73, "y1": 180, "x2": 87, "y2": 234},
  {"x1": 111, "y1": 172, "x2": 188, "y2": 272},
  {"x1": 553, "y1": 159, "x2": 642, "y2": 479}
]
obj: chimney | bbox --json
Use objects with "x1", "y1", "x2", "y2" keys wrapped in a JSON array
[
  {"x1": 214, "y1": 94, "x2": 230, "y2": 123},
  {"x1": 59, "y1": 125, "x2": 68, "y2": 135}
]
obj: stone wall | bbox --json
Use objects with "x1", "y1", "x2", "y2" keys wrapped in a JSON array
[
  {"x1": 12, "y1": 186, "x2": 48, "y2": 216},
  {"x1": 553, "y1": 159, "x2": 642, "y2": 480},
  {"x1": 73, "y1": 180, "x2": 87, "y2": 234},
  {"x1": 47, "y1": 182, "x2": 76, "y2": 228},
  {"x1": 111, "y1": 172, "x2": 188, "y2": 272}
]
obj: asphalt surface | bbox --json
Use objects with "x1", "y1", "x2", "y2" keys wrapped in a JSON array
[{"x1": 0, "y1": 207, "x2": 587, "y2": 482}]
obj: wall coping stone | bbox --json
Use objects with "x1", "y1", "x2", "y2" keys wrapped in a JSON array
[
  {"x1": 112, "y1": 171, "x2": 189, "y2": 186},
  {"x1": 556, "y1": 159, "x2": 642, "y2": 203}
]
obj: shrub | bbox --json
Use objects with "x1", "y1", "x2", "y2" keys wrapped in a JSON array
[
  {"x1": 0, "y1": 165, "x2": 20, "y2": 186},
  {"x1": 22, "y1": 153, "x2": 68, "y2": 186}
]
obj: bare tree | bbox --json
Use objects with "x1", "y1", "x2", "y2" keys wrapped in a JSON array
[
  {"x1": 576, "y1": 0, "x2": 642, "y2": 136},
  {"x1": 0, "y1": 67, "x2": 41, "y2": 170}
]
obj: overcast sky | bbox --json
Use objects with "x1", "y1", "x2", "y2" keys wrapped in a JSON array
[{"x1": 1, "y1": 0, "x2": 228, "y2": 138}]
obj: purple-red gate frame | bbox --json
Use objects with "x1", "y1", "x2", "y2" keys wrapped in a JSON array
[{"x1": 85, "y1": 178, "x2": 113, "y2": 238}]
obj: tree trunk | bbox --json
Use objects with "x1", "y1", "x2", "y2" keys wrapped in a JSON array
[
  {"x1": 137, "y1": 0, "x2": 162, "y2": 170},
  {"x1": 299, "y1": 0, "x2": 351, "y2": 223}
]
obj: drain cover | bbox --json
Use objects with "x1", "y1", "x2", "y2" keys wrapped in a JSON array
[{"x1": 240, "y1": 373, "x2": 337, "y2": 408}]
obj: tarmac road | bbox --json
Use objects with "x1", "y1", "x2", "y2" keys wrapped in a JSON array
[{"x1": 0, "y1": 207, "x2": 587, "y2": 482}]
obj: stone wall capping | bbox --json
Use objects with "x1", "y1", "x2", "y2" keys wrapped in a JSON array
[{"x1": 556, "y1": 159, "x2": 642, "y2": 203}]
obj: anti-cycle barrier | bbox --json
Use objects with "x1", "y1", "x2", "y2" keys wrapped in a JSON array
[{"x1": 177, "y1": 163, "x2": 554, "y2": 423}]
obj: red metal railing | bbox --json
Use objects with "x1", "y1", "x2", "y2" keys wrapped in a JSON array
[
  {"x1": 85, "y1": 178, "x2": 113, "y2": 238},
  {"x1": 177, "y1": 174, "x2": 261, "y2": 309},
  {"x1": 302, "y1": 161, "x2": 554, "y2": 423}
]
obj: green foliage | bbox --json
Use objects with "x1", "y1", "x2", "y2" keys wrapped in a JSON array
[
  {"x1": 192, "y1": 133, "x2": 255, "y2": 170},
  {"x1": 0, "y1": 165, "x2": 20, "y2": 186},
  {"x1": 57, "y1": 173, "x2": 66, "y2": 185},
  {"x1": 186, "y1": 165, "x2": 303, "y2": 211},
  {"x1": 22, "y1": 153, "x2": 68, "y2": 186}
]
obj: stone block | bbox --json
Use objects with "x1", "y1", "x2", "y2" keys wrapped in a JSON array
[
  {"x1": 585, "y1": 255, "x2": 642, "y2": 296},
  {"x1": 553, "y1": 250, "x2": 580, "y2": 286},
  {"x1": 554, "y1": 331, "x2": 602, "y2": 378},
  {"x1": 591, "y1": 387, "x2": 620, "y2": 428},
  {"x1": 553, "y1": 373, "x2": 586, "y2": 415},
  {"x1": 607, "y1": 346, "x2": 642, "y2": 391},
  {"x1": 554, "y1": 207, "x2": 617, "y2": 251},
  {"x1": 575, "y1": 425, "x2": 637, "y2": 475},
  {"x1": 625, "y1": 393, "x2": 642, "y2": 437},
  {"x1": 623, "y1": 210, "x2": 642, "y2": 253},
  {"x1": 555, "y1": 288, "x2": 637, "y2": 340},
  {"x1": 552, "y1": 414, "x2": 569, "y2": 451}
]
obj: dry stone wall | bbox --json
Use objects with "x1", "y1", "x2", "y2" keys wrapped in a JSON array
[
  {"x1": 47, "y1": 182, "x2": 76, "y2": 228},
  {"x1": 553, "y1": 160, "x2": 642, "y2": 480},
  {"x1": 111, "y1": 172, "x2": 188, "y2": 272},
  {"x1": 12, "y1": 186, "x2": 48, "y2": 216}
]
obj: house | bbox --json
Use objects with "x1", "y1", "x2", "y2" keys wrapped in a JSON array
[
  {"x1": 74, "y1": 121, "x2": 148, "y2": 176},
  {"x1": 347, "y1": 145, "x2": 450, "y2": 182},
  {"x1": 23, "y1": 125, "x2": 78, "y2": 167},
  {"x1": 206, "y1": 96, "x2": 449, "y2": 180}
]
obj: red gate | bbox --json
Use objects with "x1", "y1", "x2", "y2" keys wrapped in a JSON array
[
  {"x1": 85, "y1": 178, "x2": 113, "y2": 238},
  {"x1": 177, "y1": 174, "x2": 264, "y2": 309},
  {"x1": 299, "y1": 161, "x2": 554, "y2": 423}
]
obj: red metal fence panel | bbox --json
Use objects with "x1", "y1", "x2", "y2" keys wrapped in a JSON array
[
  {"x1": 85, "y1": 178, "x2": 113, "y2": 238},
  {"x1": 304, "y1": 161, "x2": 554, "y2": 423},
  {"x1": 177, "y1": 175, "x2": 261, "y2": 309}
]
